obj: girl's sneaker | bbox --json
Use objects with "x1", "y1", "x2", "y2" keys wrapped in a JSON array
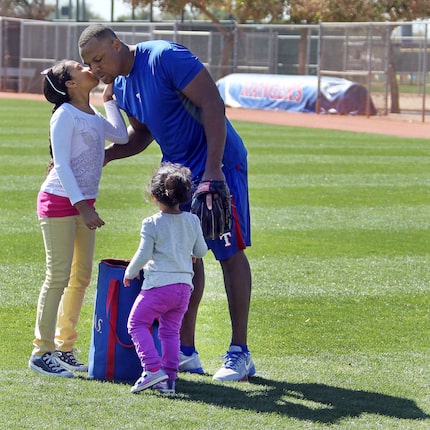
[
  {"x1": 131, "y1": 369, "x2": 168, "y2": 393},
  {"x1": 153, "y1": 379, "x2": 176, "y2": 394},
  {"x1": 54, "y1": 349, "x2": 88, "y2": 372},
  {"x1": 29, "y1": 352, "x2": 74, "y2": 378}
]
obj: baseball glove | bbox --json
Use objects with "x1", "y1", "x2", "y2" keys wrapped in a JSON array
[{"x1": 191, "y1": 180, "x2": 232, "y2": 240}]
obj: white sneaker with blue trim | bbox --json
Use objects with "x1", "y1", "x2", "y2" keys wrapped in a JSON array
[
  {"x1": 212, "y1": 345, "x2": 256, "y2": 382},
  {"x1": 179, "y1": 351, "x2": 204, "y2": 374}
]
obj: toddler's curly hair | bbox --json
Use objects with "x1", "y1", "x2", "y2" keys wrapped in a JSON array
[{"x1": 150, "y1": 162, "x2": 192, "y2": 206}]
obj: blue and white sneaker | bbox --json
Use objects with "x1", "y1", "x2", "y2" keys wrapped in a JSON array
[
  {"x1": 131, "y1": 369, "x2": 168, "y2": 393},
  {"x1": 212, "y1": 345, "x2": 256, "y2": 382},
  {"x1": 179, "y1": 351, "x2": 204, "y2": 374},
  {"x1": 29, "y1": 353, "x2": 74, "y2": 378},
  {"x1": 54, "y1": 349, "x2": 88, "y2": 372},
  {"x1": 153, "y1": 379, "x2": 176, "y2": 394}
]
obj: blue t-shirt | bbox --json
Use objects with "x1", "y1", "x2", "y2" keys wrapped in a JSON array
[{"x1": 113, "y1": 40, "x2": 247, "y2": 181}]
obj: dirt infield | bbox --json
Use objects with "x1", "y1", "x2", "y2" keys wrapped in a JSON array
[
  {"x1": 225, "y1": 108, "x2": 430, "y2": 140},
  {"x1": 2, "y1": 91, "x2": 429, "y2": 140}
]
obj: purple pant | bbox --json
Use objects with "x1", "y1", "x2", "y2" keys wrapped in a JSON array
[{"x1": 127, "y1": 283, "x2": 191, "y2": 380}]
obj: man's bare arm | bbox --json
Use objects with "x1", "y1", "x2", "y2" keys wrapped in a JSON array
[
  {"x1": 181, "y1": 67, "x2": 227, "y2": 181},
  {"x1": 104, "y1": 117, "x2": 154, "y2": 164}
]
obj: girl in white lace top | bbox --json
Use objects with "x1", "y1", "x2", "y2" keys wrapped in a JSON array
[{"x1": 29, "y1": 60, "x2": 128, "y2": 378}]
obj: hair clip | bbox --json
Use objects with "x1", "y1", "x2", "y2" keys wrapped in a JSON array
[
  {"x1": 41, "y1": 67, "x2": 66, "y2": 96},
  {"x1": 40, "y1": 67, "x2": 52, "y2": 75}
]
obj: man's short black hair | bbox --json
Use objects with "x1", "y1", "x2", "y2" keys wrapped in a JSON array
[{"x1": 78, "y1": 24, "x2": 117, "y2": 48}]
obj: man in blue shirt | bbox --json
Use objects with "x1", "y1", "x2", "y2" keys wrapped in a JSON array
[{"x1": 79, "y1": 24, "x2": 255, "y2": 382}]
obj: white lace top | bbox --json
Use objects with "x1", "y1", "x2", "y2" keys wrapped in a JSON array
[{"x1": 40, "y1": 100, "x2": 128, "y2": 205}]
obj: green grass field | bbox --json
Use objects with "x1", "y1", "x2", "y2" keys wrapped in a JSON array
[{"x1": 0, "y1": 98, "x2": 429, "y2": 429}]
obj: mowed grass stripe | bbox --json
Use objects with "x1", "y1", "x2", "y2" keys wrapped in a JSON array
[
  {"x1": 252, "y1": 206, "x2": 430, "y2": 231},
  {"x1": 250, "y1": 173, "x2": 430, "y2": 187},
  {"x1": 248, "y1": 255, "x2": 430, "y2": 297}
]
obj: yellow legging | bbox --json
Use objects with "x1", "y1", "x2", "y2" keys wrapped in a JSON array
[{"x1": 32, "y1": 215, "x2": 95, "y2": 356}]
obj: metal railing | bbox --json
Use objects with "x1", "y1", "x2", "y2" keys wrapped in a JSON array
[{"x1": 1, "y1": 18, "x2": 429, "y2": 120}]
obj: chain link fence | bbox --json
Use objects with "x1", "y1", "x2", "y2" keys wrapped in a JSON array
[{"x1": 1, "y1": 18, "x2": 429, "y2": 119}]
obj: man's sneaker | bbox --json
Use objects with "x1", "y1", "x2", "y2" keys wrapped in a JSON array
[
  {"x1": 153, "y1": 379, "x2": 176, "y2": 394},
  {"x1": 179, "y1": 351, "x2": 204, "y2": 374},
  {"x1": 29, "y1": 353, "x2": 74, "y2": 378},
  {"x1": 131, "y1": 369, "x2": 168, "y2": 394},
  {"x1": 212, "y1": 345, "x2": 256, "y2": 382},
  {"x1": 54, "y1": 350, "x2": 88, "y2": 372}
]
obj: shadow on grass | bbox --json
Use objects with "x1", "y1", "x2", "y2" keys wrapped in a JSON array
[{"x1": 178, "y1": 376, "x2": 429, "y2": 424}]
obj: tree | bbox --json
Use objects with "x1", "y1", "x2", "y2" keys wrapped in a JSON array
[
  {"x1": 289, "y1": 0, "x2": 430, "y2": 113},
  {"x1": 122, "y1": 0, "x2": 288, "y2": 77},
  {"x1": 333, "y1": 0, "x2": 430, "y2": 113},
  {"x1": 0, "y1": 0, "x2": 52, "y2": 19},
  {"x1": 288, "y1": 0, "x2": 430, "y2": 26},
  {"x1": 120, "y1": 0, "x2": 430, "y2": 111},
  {"x1": 123, "y1": 0, "x2": 287, "y2": 23}
]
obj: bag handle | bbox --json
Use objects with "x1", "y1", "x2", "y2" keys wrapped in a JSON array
[
  {"x1": 101, "y1": 258, "x2": 130, "y2": 269},
  {"x1": 106, "y1": 279, "x2": 135, "y2": 349}
]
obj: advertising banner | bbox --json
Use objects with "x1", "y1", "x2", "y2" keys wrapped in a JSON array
[{"x1": 216, "y1": 74, "x2": 376, "y2": 115}]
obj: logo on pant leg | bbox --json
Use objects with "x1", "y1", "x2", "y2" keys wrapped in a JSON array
[{"x1": 220, "y1": 232, "x2": 232, "y2": 247}]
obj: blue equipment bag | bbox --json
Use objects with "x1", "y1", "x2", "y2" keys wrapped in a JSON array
[{"x1": 88, "y1": 259, "x2": 161, "y2": 382}]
